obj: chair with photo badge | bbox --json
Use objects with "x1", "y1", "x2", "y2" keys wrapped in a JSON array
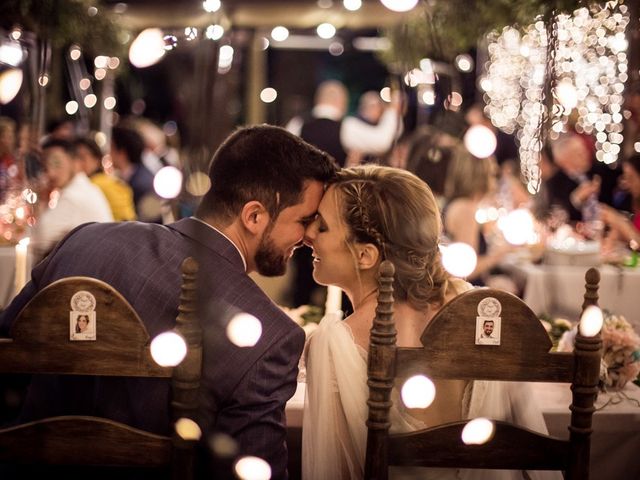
[
  {"x1": 0, "y1": 257, "x2": 202, "y2": 479},
  {"x1": 365, "y1": 261, "x2": 602, "y2": 480}
]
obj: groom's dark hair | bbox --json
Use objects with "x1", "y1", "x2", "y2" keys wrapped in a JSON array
[{"x1": 196, "y1": 124, "x2": 337, "y2": 223}]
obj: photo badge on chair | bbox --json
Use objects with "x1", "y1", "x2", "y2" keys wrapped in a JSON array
[
  {"x1": 475, "y1": 296, "x2": 501, "y2": 346},
  {"x1": 69, "y1": 290, "x2": 97, "y2": 341}
]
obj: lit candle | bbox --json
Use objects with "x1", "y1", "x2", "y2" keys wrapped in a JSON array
[
  {"x1": 14, "y1": 237, "x2": 29, "y2": 295},
  {"x1": 325, "y1": 285, "x2": 342, "y2": 315}
]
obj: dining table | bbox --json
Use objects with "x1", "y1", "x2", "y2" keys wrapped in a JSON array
[
  {"x1": 285, "y1": 381, "x2": 640, "y2": 480},
  {"x1": 501, "y1": 260, "x2": 640, "y2": 332}
]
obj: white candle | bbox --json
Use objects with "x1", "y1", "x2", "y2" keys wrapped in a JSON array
[
  {"x1": 14, "y1": 237, "x2": 29, "y2": 295},
  {"x1": 325, "y1": 285, "x2": 343, "y2": 315}
]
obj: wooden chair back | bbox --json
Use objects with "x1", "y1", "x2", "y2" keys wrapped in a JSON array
[
  {"x1": 365, "y1": 261, "x2": 602, "y2": 480},
  {"x1": 0, "y1": 257, "x2": 202, "y2": 478}
]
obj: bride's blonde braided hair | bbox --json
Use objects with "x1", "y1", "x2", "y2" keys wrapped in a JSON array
[{"x1": 333, "y1": 165, "x2": 452, "y2": 309}]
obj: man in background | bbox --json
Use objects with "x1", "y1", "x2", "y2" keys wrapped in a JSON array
[
  {"x1": 110, "y1": 126, "x2": 158, "y2": 221},
  {"x1": 31, "y1": 139, "x2": 113, "y2": 259},
  {"x1": 286, "y1": 80, "x2": 402, "y2": 168},
  {"x1": 547, "y1": 132, "x2": 622, "y2": 223},
  {"x1": 74, "y1": 137, "x2": 136, "y2": 221}
]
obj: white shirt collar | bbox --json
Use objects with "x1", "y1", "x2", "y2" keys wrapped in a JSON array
[
  {"x1": 191, "y1": 217, "x2": 248, "y2": 272},
  {"x1": 312, "y1": 104, "x2": 343, "y2": 121}
]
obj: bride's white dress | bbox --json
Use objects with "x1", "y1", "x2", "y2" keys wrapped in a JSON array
[{"x1": 301, "y1": 313, "x2": 563, "y2": 480}]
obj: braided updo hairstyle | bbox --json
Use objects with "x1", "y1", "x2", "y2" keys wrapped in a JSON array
[{"x1": 333, "y1": 165, "x2": 452, "y2": 309}]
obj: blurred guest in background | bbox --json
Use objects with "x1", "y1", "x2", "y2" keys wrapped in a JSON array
[
  {"x1": 547, "y1": 132, "x2": 622, "y2": 223},
  {"x1": 345, "y1": 90, "x2": 389, "y2": 166},
  {"x1": 465, "y1": 103, "x2": 519, "y2": 167},
  {"x1": 74, "y1": 137, "x2": 136, "y2": 222},
  {"x1": 0, "y1": 116, "x2": 18, "y2": 197},
  {"x1": 404, "y1": 125, "x2": 460, "y2": 208},
  {"x1": 443, "y1": 146, "x2": 515, "y2": 290},
  {"x1": 110, "y1": 126, "x2": 160, "y2": 222},
  {"x1": 132, "y1": 117, "x2": 181, "y2": 174},
  {"x1": 286, "y1": 80, "x2": 402, "y2": 168},
  {"x1": 356, "y1": 90, "x2": 385, "y2": 125},
  {"x1": 31, "y1": 139, "x2": 112, "y2": 259},
  {"x1": 44, "y1": 118, "x2": 76, "y2": 142},
  {"x1": 623, "y1": 81, "x2": 640, "y2": 159},
  {"x1": 600, "y1": 153, "x2": 640, "y2": 246}
]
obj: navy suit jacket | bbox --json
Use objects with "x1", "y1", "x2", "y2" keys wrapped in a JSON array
[
  {"x1": 546, "y1": 161, "x2": 622, "y2": 222},
  {"x1": 0, "y1": 218, "x2": 304, "y2": 479}
]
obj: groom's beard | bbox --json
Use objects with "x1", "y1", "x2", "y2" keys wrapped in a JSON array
[{"x1": 255, "y1": 230, "x2": 288, "y2": 277}]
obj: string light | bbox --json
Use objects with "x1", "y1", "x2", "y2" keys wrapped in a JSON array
[{"x1": 483, "y1": 2, "x2": 629, "y2": 192}]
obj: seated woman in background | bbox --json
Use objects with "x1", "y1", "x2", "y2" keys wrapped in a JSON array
[
  {"x1": 442, "y1": 145, "x2": 515, "y2": 289},
  {"x1": 600, "y1": 153, "x2": 640, "y2": 247},
  {"x1": 74, "y1": 137, "x2": 137, "y2": 222},
  {"x1": 301, "y1": 165, "x2": 559, "y2": 480}
]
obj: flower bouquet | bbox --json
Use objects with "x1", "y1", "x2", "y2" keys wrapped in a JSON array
[
  {"x1": 554, "y1": 311, "x2": 640, "y2": 391},
  {"x1": 599, "y1": 313, "x2": 640, "y2": 390},
  {"x1": 539, "y1": 314, "x2": 573, "y2": 350}
]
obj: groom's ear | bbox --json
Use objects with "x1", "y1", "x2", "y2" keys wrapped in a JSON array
[
  {"x1": 240, "y1": 201, "x2": 270, "y2": 235},
  {"x1": 357, "y1": 243, "x2": 380, "y2": 271}
]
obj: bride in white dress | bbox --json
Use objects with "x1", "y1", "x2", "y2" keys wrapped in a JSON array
[{"x1": 301, "y1": 166, "x2": 561, "y2": 480}]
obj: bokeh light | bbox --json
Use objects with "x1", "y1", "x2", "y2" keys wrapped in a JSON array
[
  {"x1": 317, "y1": 23, "x2": 336, "y2": 39},
  {"x1": 455, "y1": 54, "x2": 474, "y2": 72},
  {"x1": 260, "y1": 87, "x2": 278, "y2": 103},
  {"x1": 0, "y1": 42, "x2": 24, "y2": 67},
  {"x1": 343, "y1": 0, "x2": 362, "y2": 11},
  {"x1": 104, "y1": 96, "x2": 117, "y2": 110},
  {"x1": 441, "y1": 242, "x2": 478, "y2": 278},
  {"x1": 380, "y1": 0, "x2": 419, "y2": 12},
  {"x1": 175, "y1": 418, "x2": 202, "y2": 441},
  {"x1": 461, "y1": 418, "x2": 495, "y2": 445},
  {"x1": 401, "y1": 375, "x2": 436, "y2": 409},
  {"x1": 498, "y1": 209, "x2": 535, "y2": 246},
  {"x1": 579, "y1": 305, "x2": 603, "y2": 337},
  {"x1": 226, "y1": 313, "x2": 262, "y2": 347},
  {"x1": 129, "y1": 28, "x2": 166, "y2": 68},
  {"x1": 83, "y1": 94, "x2": 97, "y2": 108},
  {"x1": 153, "y1": 166, "x2": 183, "y2": 199},
  {"x1": 218, "y1": 45, "x2": 234, "y2": 71},
  {"x1": 150, "y1": 331, "x2": 187, "y2": 367},
  {"x1": 234, "y1": 456, "x2": 272, "y2": 480},
  {"x1": 0, "y1": 69, "x2": 23, "y2": 104},
  {"x1": 186, "y1": 171, "x2": 211, "y2": 196},
  {"x1": 69, "y1": 45, "x2": 82, "y2": 61},
  {"x1": 203, "y1": 0, "x2": 221, "y2": 13},
  {"x1": 65, "y1": 100, "x2": 79, "y2": 115},
  {"x1": 463, "y1": 125, "x2": 497, "y2": 159},
  {"x1": 206, "y1": 24, "x2": 225, "y2": 41},
  {"x1": 484, "y1": 5, "x2": 629, "y2": 190},
  {"x1": 271, "y1": 26, "x2": 289, "y2": 42}
]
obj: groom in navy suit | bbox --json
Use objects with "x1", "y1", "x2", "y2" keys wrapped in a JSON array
[{"x1": 0, "y1": 125, "x2": 337, "y2": 478}]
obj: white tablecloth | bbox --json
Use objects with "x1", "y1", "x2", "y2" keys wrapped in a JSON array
[
  {"x1": 286, "y1": 382, "x2": 640, "y2": 479},
  {"x1": 533, "y1": 382, "x2": 640, "y2": 480},
  {"x1": 503, "y1": 262, "x2": 640, "y2": 332},
  {"x1": 0, "y1": 245, "x2": 33, "y2": 309}
]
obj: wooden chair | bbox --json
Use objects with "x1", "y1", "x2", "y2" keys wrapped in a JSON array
[
  {"x1": 365, "y1": 261, "x2": 602, "y2": 480},
  {"x1": 0, "y1": 257, "x2": 202, "y2": 478}
]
